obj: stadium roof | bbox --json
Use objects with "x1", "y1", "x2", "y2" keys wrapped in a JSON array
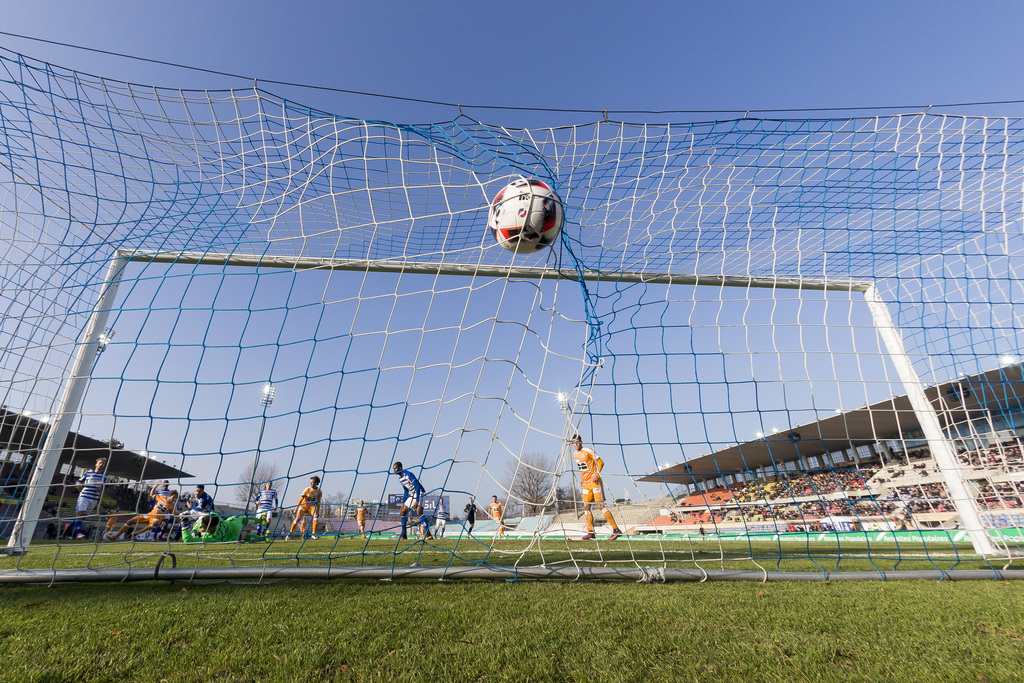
[
  {"x1": 639, "y1": 361, "x2": 1024, "y2": 487},
  {"x1": 0, "y1": 407, "x2": 192, "y2": 482}
]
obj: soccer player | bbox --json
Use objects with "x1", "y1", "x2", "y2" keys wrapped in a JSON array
[
  {"x1": 434, "y1": 498, "x2": 448, "y2": 539},
  {"x1": 252, "y1": 480, "x2": 279, "y2": 537},
  {"x1": 392, "y1": 461, "x2": 432, "y2": 540},
  {"x1": 109, "y1": 487, "x2": 178, "y2": 541},
  {"x1": 489, "y1": 495, "x2": 506, "y2": 538},
  {"x1": 286, "y1": 476, "x2": 322, "y2": 540},
  {"x1": 71, "y1": 458, "x2": 108, "y2": 540},
  {"x1": 356, "y1": 499, "x2": 369, "y2": 538},
  {"x1": 182, "y1": 514, "x2": 259, "y2": 544},
  {"x1": 464, "y1": 496, "x2": 478, "y2": 535},
  {"x1": 180, "y1": 484, "x2": 215, "y2": 528},
  {"x1": 571, "y1": 434, "x2": 623, "y2": 541}
]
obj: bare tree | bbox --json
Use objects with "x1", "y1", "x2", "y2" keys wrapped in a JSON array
[
  {"x1": 234, "y1": 460, "x2": 282, "y2": 507},
  {"x1": 502, "y1": 452, "x2": 557, "y2": 516},
  {"x1": 555, "y1": 482, "x2": 581, "y2": 513},
  {"x1": 323, "y1": 490, "x2": 349, "y2": 519}
]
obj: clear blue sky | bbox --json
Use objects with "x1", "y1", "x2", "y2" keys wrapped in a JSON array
[
  {"x1": 3, "y1": 1, "x2": 1022, "y2": 506},
  {"x1": 3, "y1": 2, "x2": 1024, "y2": 125}
]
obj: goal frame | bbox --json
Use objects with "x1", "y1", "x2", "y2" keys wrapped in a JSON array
[{"x1": 4, "y1": 248, "x2": 1005, "y2": 559}]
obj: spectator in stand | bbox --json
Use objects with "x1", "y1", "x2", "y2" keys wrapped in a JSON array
[{"x1": 71, "y1": 458, "x2": 108, "y2": 540}]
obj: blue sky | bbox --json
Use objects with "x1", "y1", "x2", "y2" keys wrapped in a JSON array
[
  {"x1": 4, "y1": 2, "x2": 1024, "y2": 125},
  {"x1": 3, "y1": 2, "x2": 1023, "y2": 507}
]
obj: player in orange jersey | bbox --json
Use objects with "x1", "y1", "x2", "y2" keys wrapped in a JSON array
[
  {"x1": 571, "y1": 434, "x2": 623, "y2": 541},
  {"x1": 356, "y1": 499, "x2": 369, "y2": 538},
  {"x1": 109, "y1": 485, "x2": 178, "y2": 541},
  {"x1": 286, "y1": 476, "x2": 322, "y2": 540},
  {"x1": 489, "y1": 495, "x2": 506, "y2": 538}
]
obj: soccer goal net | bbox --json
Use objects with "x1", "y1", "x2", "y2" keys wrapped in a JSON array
[{"x1": 2, "y1": 48, "x2": 1024, "y2": 583}]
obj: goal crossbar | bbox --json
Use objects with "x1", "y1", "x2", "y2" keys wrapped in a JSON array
[{"x1": 120, "y1": 250, "x2": 874, "y2": 292}]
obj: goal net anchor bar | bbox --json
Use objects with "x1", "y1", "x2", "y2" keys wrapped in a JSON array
[{"x1": 1, "y1": 566, "x2": 1023, "y2": 584}]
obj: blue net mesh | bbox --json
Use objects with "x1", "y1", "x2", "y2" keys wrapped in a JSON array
[{"x1": 2, "y1": 48, "x2": 1023, "y2": 579}]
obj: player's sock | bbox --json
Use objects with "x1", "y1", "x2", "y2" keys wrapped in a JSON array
[
  {"x1": 400, "y1": 515, "x2": 408, "y2": 537},
  {"x1": 584, "y1": 511, "x2": 595, "y2": 533},
  {"x1": 603, "y1": 509, "x2": 619, "y2": 529},
  {"x1": 72, "y1": 519, "x2": 83, "y2": 536},
  {"x1": 420, "y1": 515, "x2": 430, "y2": 537}
]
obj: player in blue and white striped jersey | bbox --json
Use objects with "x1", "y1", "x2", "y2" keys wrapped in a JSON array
[
  {"x1": 71, "y1": 458, "x2": 107, "y2": 539},
  {"x1": 434, "y1": 498, "x2": 448, "y2": 539},
  {"x1": 392, "y1": 462, "x2": 432, "y2": 540},
  {"x1": 252, "y1": 481, "x2": 279, "y2": 537}
]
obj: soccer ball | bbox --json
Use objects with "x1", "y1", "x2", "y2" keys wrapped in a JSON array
[{"x1": 487, "y1": 178, "x2": 564, "y2": 253}]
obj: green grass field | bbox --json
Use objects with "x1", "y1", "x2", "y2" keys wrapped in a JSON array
[
  {"x1": 0, "y1": 534, "x2": 1008, "y2": 576},
  {"x1": 2, "y1": 536, "x2": 1024, "y2": 681},
  {"x1": 2, "y1": 577, "x2": 1023, "y2": 682}
]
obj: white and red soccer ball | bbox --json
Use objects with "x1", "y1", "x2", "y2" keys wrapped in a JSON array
[{"x1": 487, "y1": 178, "x2": 564, "y2": 253}]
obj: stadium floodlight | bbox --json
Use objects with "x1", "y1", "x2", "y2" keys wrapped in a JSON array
[
  {"x1": 248, "y1": 383, "x2": 276, "y2": 503},
  {"x1": 1000, "y1": 355, "x2": 1019, "y2": 367},
  {"x1": 556, "y1": 392, "x2": 569, "y2": 413},
  {"x1": 97, "y1": 328, "x2": 115, "y2": 353}
]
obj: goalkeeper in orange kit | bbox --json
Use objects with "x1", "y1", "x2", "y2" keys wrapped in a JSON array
[{"x1": 571, "y1": 434, "x2": 623, "y2": 541}]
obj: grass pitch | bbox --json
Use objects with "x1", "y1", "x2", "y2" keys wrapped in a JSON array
[
  {"x1": 0, "y1": 533, "x2": 1004, "y2": 576},
  {"x1": 1, "y1": 536, "x2": 1024, "y2": 681},
  {"x1": 1, "y1": 578, "x2": 1024, "y2": 682}
]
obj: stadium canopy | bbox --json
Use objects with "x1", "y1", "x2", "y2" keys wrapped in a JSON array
[
  {"x1": 640, "y1": 362, "x2": 1024, "y2": 487},
  {"x1": 0, "y1": 407, "x2": 191, "y2": 482}
]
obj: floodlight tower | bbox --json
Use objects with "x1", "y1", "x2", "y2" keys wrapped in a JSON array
[
  {"x1": 557, "y1": 392, "x2": 574, "y2": 439},
  {"x1": 249, "y1": 383, "x2": 275, "y2": 496}
]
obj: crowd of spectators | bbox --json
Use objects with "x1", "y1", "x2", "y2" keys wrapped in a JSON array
[
  {"x1": 730, "y1": 467, "x2": 874, "y2": 504},
  {"x1": 958, "y1": 437, "x2": 1024, "y2": 470},
  {"x1": 729, "y1": 499, "x2": 881, "y2": 523},
  {"x1": 654, "y1": 435, "x2": 1024, "y2": 531},
  {"x1": 977, "y1": 481, "x2": 1024, "y2": 510},
  {"x1": 881, "y1": 483, "x2": 953, "y2": 514}
]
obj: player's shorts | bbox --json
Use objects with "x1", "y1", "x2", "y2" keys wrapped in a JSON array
[
  {"x1": 401, "y1": 492, "x2": 421, "y2": 509},
  {"x1": 581, "y1": 487, "x2": 603, "y2": 504},
  {"x1": 256, "y1": 509, "x2": 274, "y2": 524},
  {"x1": 76, "y1": 496, "x2": 98, "y2": 514},
  {"x1": 295, "y1": 504, "x2": 315, "y2": 517},
  {"x1": 143, "y1": 513, "x2": 164, "y2": 527}
]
